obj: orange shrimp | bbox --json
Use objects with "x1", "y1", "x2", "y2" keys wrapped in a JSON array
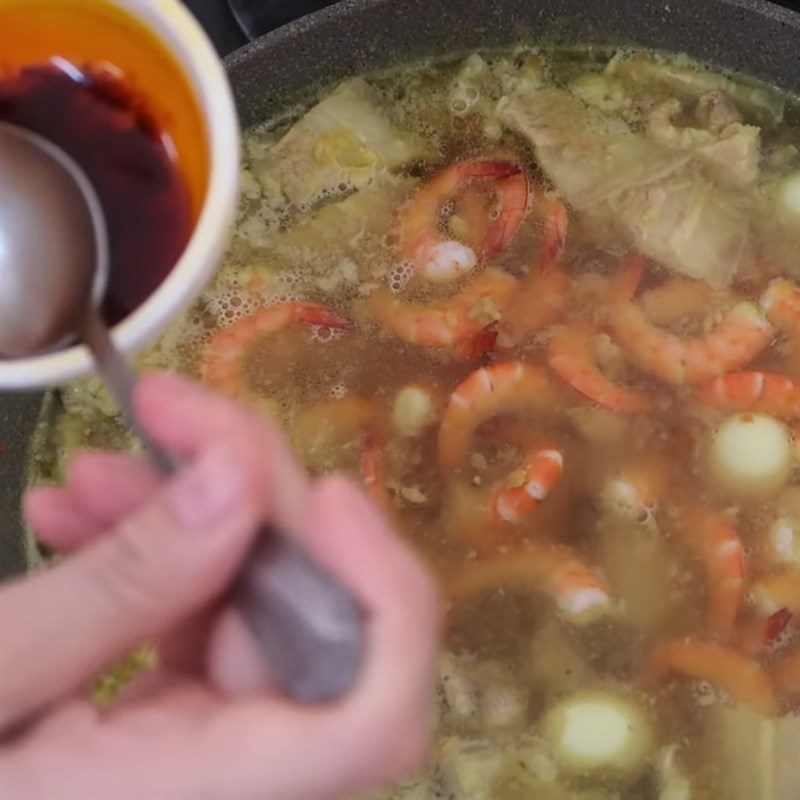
[
  {"x1": 451, "y1": 323, "x2": 499, "y2": 361},
  {"x1": 203, "y1": 302, "x2": 350, "y2": 402},
  {"x1": 447, "y1": 543, "x2": 613, "y2": 624},
  {"x1": 535, "y1": 193, "x2": 569, "y2": 270},
  {"x1": 770, "y1": 650, "x2": 800, "y2": 697},
  {"x1": 400, "y1": 159, "x2": 528, "y2": 282},
  {"x1": 696, "y1": 372, "x2": 800, "y2": 419},
  {"x1": 607, "y1": 256, "x2": 774, "y2": 385},
  {"x1": 482, "y1": 170, "x2": 531, "y2": 259},
  {"x1": 498, "y1": 267, "x2": 573, "y2": 348},
  {"x1": 450, "y1": 421, "x2": 569, "y2": 535},
  {"x1": 674, "y1": 510, "x2": 746, "y2": 636},
  {"x1": 361, "y1": 429, "x2": 392, "y2": 513},
  {"x1": 365, "y1": 268, "x2": 517, "y2": 350},
  {"x1": 750, "y1": 568, "x2": 800, "y2": 616},
  {"x1": 761, "y1": 277, "x2": 800, "y2": 379},
  {"x1": 492, "y1": 446, "x2": 564, "y2": 524},
  {"x1": 548, "y1": 323, "x2": 655, "y2": 414},
  {"x1": 498, "y1": 194, "x2": 571, "y2": 346},
  {"x1": 437, "y1": 361, "x2": 559, "y2": 470},
  {"x1": 644, "y1": 638, "x2": 778, "y2": 716},
  {"x1": 641, "y1": 278, "x2": 715, "y2": 327}
]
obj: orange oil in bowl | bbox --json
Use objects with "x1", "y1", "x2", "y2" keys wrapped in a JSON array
[{"x1": 0, "y1": 0, "x2": 210, "y2": 324}]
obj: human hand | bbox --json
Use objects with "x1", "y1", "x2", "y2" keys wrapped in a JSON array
[{"x1": 0, "y1": 374, "x2": 441, "y2": 800}]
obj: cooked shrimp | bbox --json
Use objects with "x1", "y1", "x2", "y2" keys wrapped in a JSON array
[
  {"x1": 447, "y1": 543, "x2": 613, "y2": 624},
  {"x1": 750, "y1": 568, "x2": 800, "y2": 616},
  {"x1": 696, "y1": 372, "x2": 800, "y2": 419},
  {"x1": 361, "y1": 429, "x2": 392, "y2": 512},
  {"x1": 770, "y1": 650, "x2": 800, "y2": 697},
  {"x1": 498, "y1": 194, "x2": 571, "y2": 346},
  {"x1": 400, "y1": 159, "x2": 528, "y2": 282},
  {"x1": 203, "y1": 302, "x2": 350, "y2": 402},
  {"x1": 641, "y1": 278, "x2": 715, "y2": 327},
  {"x1": 674, "y1": 510, "x2": 746, "y2": 636},
  {"x1": 452, "y1": 323, "x2": 499, "y2": 360},
  {"x1": 438, "y1": 361, "x2": 559, "y2": 470},
  {"x1": 761, "y1": 277, "x2": 800, "y2": 378},
  {"x1": 498, "y1": 267, "x2": 573, "y2": 348},
  {"x1": 644, "y1": 638, "x2": 778, "y2": 716},
  {"x1": 608, "y1": 256, "x2": 774, "y2": 385},
  {"x1": 492, "y1": 446, "x2": 564, "y2": 524},
  {"x1": 444, "y1": 421, "x2": 569, "y2": 535},
  {"x1": 481, "y1": 169, "x2": 531, "y2": 259},
  {"x1": 365, "y1": 268, "x2": 517, "y2": 350},
  {"x1": 531, "y1": 191, "x2": 569, "y2": 270},
  {"x1": 548, "y1": 323, "x2": 655, "y2": 414}
]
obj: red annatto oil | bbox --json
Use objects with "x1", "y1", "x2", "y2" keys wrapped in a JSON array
[{"x1": 0, "y1": 1, "x2": 209, "y2": 325}]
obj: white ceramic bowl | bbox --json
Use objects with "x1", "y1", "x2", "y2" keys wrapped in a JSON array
[{"x1": 0, "y1": 0, "x2": 240, "y2": 391}]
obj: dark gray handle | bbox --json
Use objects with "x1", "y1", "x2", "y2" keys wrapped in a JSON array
[
  {"x1": 83, "y1": 313, "x2": 366, "y2": 703},
  {"x1": 233, "y1": 527, "x2": 365, "y2": 702}
]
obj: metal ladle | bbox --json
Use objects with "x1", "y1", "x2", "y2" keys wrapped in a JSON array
[{"x1": 0, "y1": 121, "x2": 364, "y2": 702}]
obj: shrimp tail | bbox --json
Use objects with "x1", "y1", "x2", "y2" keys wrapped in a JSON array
[
  {"x1": 492, "y1": 447, "x2": 564, "y2": 524},
  {"x1": 447, "y1": 544, "x2": 612, "y2": 624},
  {"x1": 547, "y1": 323, "x2": 655, "y2": 415},
  {"x1": 361, "y1": 429, "x2": 392, "y2": 512},
  {"x1": 676, "y1": 510, "x2": 746, "y2": 636},
  {"x1": 453, "y1": 323, "x2": 499, "y2": 361}
]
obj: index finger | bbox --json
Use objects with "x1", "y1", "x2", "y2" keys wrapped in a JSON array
[{"x1": 134, "y1": 372, "x2": 308, "y2": 534}]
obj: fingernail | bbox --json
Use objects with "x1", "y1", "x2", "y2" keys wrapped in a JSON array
[{"x1": 166, "y1": 448, "x2": 247, "y2": 530}]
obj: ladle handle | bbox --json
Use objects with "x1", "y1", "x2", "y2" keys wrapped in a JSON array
[{"x1": 83, "y1": 313, "x2": 365, "y2": 703}]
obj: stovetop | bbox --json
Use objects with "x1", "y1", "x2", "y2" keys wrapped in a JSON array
[{"x1": 181, "y1": 0, "x2": 338, "y2": 56}]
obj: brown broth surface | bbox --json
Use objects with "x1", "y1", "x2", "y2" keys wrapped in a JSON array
[{"x1": 30, "y1": 48, "x2": 800, "y2": 800}]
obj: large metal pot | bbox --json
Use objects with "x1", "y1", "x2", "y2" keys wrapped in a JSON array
[{"x1": 1, "y1": 0, "x2": 798, "y2": 580}]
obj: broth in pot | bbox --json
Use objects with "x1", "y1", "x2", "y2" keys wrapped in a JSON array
[{"x1": 29, "y1": 47, "x2": 800, "y2": 800}]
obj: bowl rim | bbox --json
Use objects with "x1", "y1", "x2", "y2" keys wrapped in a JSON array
[{"x1": 0, "y1": 0, "x2": 240, "y2": 391}]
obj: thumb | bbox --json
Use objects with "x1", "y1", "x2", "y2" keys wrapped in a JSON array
[{"x1": 0, "y1": 446, "x2": 260, "y2": 733}]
